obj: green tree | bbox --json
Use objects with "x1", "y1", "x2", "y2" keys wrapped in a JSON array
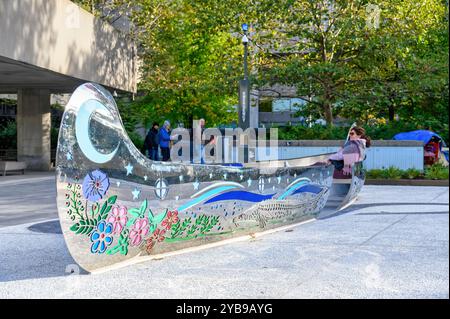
[{"x1": 254, "y1": 0, "x2": 448, "y2": 127}]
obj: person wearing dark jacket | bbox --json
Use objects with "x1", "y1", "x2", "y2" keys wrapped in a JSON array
[{"x1": 144, "y1": 123, "x2": 160, "y2": 161}]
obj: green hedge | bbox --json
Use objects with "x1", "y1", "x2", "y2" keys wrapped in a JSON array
[
  {"x1": 0, "y1": 121, "x2": 17, "y2": 149},
  {"x1": 278, "y1": 121, "x2": 449, "y2": 144},
  {"x1": 366, "y1": 164, "x2": 449, "y2": 180}
]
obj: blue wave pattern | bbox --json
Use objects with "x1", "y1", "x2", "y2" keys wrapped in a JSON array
[
  {"x1": 178, "y1": 178, "x2": 325, "y2": 212},
  {"x1": 204, "y1": 191, "x2": 276, "y2": 204},
  {"x1": 291, "y1": 184, "x2": 324, "y2": 195}
]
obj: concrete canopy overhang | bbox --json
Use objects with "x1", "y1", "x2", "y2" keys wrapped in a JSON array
[
  {"x1": 0, "y1": 0, "x2": 137, "y2": 94},
  {"x1": 0, "y1": 56, "x2": 91, "y2": 93}
]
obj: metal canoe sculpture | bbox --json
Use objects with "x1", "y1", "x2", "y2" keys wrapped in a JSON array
[{"x1": 56, "y1": 83, "x2": 364, "y2": 272}]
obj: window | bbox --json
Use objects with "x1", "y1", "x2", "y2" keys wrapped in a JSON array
[{"x1": 272, "y1": 98, "x2": 307, "y2": 112}]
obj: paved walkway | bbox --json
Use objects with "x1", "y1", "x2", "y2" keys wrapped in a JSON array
[
  {"x1": 0, "y1": 175, "x2": 448, "y2": 298},
  {"x1": 0, "y1": 172, "x2": 56, "y2": 227}
]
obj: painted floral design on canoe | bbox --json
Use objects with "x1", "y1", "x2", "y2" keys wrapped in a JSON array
[
  {"x1": 90, "y1": 220, "x2": 114, "y2": 254},
  {"x1": 129, "y1": 218, "x2": 149, "y2": 246},
  {"x1": 82, "y1": 169, "x2": 110, "y2": 202},
  {"x1": 106, "y1": 206, "x2": 128, "y2": 234},
  {"x1": 161, "y1": 210, "x2": 179, "y2": 230},
  {"x1": 145, "y1": 228, "x2": 167, "y2": 253}
]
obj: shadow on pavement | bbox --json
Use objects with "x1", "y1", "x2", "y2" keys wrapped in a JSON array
[{"x1": 0, "y1": 220, "x2": 89, "y2": 283}]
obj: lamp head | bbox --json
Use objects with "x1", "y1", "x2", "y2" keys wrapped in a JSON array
[{"x1": 241, "y1": 23, "x2": 248, "y2": 32}]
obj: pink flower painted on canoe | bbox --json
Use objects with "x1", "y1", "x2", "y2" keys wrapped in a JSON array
[
  {"x1": 129, "y1": 218, "x2": 149, "y2": 246},
  {"x1": 106, "y1": 206, "x2": 128, "y2": 234}
]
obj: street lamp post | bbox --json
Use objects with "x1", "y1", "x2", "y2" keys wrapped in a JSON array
[
  {"x1": 243, "y1": 24, "x2": 249, "y2": 81},
  {"x1": 239, "y1": 23, "x2": 250, "y2": 129}
]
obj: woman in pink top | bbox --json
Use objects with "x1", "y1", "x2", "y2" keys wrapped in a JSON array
[{"x1": 328, "y1": 126, "x2": 371, "y2": 175}]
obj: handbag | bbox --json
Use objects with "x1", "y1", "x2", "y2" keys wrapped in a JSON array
[{"x1": 330, "y1": 159, "x2": 344, "y2": 171}]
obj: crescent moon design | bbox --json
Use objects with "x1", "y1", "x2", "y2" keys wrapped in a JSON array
[{"x1": 75, "y1": 99, "x2": 119, "y2": 164}]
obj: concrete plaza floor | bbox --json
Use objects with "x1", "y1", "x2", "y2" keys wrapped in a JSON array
[{"x1": 0, "y1": 173, "x2": 448, "y2": 298}]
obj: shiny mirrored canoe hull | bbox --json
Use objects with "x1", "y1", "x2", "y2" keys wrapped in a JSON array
[{"x1": 56, "y1": 83, "x2": 364, "y2": 272}]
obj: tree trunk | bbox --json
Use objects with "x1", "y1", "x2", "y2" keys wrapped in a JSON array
[
  {"x1": 324, "y1": 102, "x2": 333, "y2": 126},
  {"x1": 388, "y1": 104, "x2": 395, "y2": 121}
]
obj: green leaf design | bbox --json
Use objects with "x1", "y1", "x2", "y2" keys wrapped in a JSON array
[
  {"x1": 107, "y1": 195, "x2": 117, "y2": 205},
  {"x1": 97, "y1": 201, "x2": 112, "y2": 222},
  {"x1": 139, "y1": 200, "x2": 148, "y2": 217},
  {"x1": 148, "y1": 209, "x2": 167, "y2": 233},
  {"x1": 129, "y1": 209, "x2": 141, "y2": 217},
  {"x1": 70, "y1": 218, "x2": 97, "y2": 236},
  {"x1": 126, "y1": 217, "x2": 137, "y2": 228},
  {"x1": 99, "y1": 201, "x2": 108, "y2": 216},
  {"x1": 106, "y1": 230, "x2": 129, "y2": 256}
]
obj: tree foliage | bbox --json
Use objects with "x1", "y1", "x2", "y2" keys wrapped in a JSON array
[{"x1": 73, "y1": 0, "x2": 448, "y2": 139}]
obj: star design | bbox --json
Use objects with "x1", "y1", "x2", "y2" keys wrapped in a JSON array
[
  {"x1": 144, "y1": 175, "x2": 148, "y2": 181},
  {"x1": 66, "y1": 152, "x2": 73, "y2": 161},
  {"x1": 116, "y1": 181, "x2": 121, "y2": 187},
  {"x1": 193, "y1": 180, "x2": 200, "y2": 190},
  {"x1": 247, "y1": 178, "x2": 252, "y2": 187},
  {"x1": 240, "y1": 174, "x2": 244, "y2": 180},
  {"x1": 175, "y1": 196, "x2": 180, "y2": 201},
  {"x1": 132, "y1": 188, "x2": 141, "y2": 200},
  {"x1": 125, "y1": 163, "x2": 133, "y2": 176}
]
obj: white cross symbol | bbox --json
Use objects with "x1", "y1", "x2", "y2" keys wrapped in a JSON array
[
  {"x1": 258, "y1": 177, "x2": 265, "y2": 193},
  {"x1": 154, "y1": 178, "x2": 169, "y2": 200}
]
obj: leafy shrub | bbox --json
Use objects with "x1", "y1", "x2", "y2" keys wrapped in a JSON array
[
  {"x1": 366, "y1": 169, "x2": 385, "y2": 179},
  {"x1": 0, "y1": 121, "x2": 17, "y2": 149},
  {"x1": 277, "y1": 121, "x2": 448, "y2": 144},
  {"x1": 381, "y1": 166, "x2": 403, "y2": 179},
  {"x1": 402, "y1": 168, "x2": 422, "y2": 180},
  {"x1": 367, "y1": 165, "x2": 448, "y2": 180},
  {"x1": 278, "y1": 125, "x2": 350, "y2": 140},
  {"x1": 128, "y1": 131, "x2": 144, "y2": 152},
  {"x1": 424, "y1": 163, "x2": 449, "y2": 180}
]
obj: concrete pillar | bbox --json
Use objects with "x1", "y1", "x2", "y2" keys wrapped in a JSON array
[{"x1": 16, "y1": 89, "x2": 51, "y2": 170}]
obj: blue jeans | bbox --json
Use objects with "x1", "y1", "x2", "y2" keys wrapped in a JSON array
[{"x1": 150, "y1": 148, "x2": 159, "y2": 161}]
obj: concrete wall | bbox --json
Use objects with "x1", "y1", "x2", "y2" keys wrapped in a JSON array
[
  {"x1": 256, "y1": 140, "x2": 425, "y2": 170},
  {"x1": 0, "y1": 0, "x2": 137, "y2": 93}
]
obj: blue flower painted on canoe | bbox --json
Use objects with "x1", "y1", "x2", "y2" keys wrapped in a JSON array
[
  {"x1": 90, "y1": 220, "x2": 114, "y2": 254},
  {"x1": 82, "y1": 169, "x2": 110, "y2": 202}
]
